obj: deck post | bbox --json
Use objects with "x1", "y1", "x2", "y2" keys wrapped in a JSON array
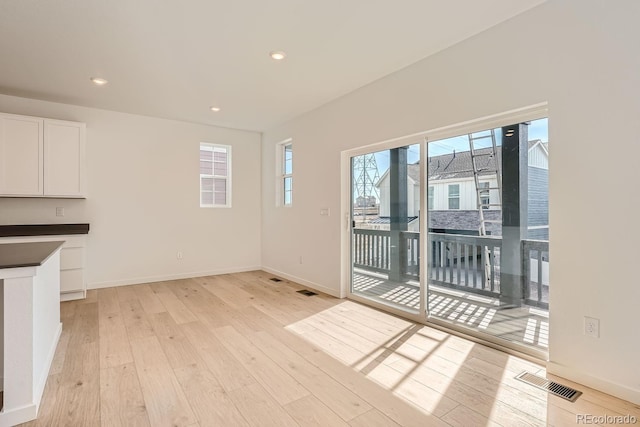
[
  {"x1": 389, "y1": 147, "x2": 408, "y2": 282},
  {"x1": 500, "y1": 123, "x2": 529, "y2": 306}
]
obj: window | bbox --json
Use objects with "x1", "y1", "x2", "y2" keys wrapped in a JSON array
[
  {"x1": 279, "y1": 141, "x2": 293, "y2": 206},
  {"x1": 448, "y1": 184, "x2": 460, "y2": 209},
  {"x1": 428, "y1": 186, "x2": 434, "y2": 210},
  {"x1": 479, "y1": 181, "x2": 490, "y2": 209},
  {"x1": 200, "y1": 143, "x2": 231, "y2": 207}
]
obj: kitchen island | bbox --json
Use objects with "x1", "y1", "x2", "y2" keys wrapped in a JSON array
[
  {"x1": 0, "y1": 241, "x2": 63, "y2": 427},
  {"x1": 0, "y1": 224, "x2": 90, "y2": 301}
]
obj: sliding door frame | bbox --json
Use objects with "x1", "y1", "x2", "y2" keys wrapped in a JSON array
[
  {"x1": 340, "y1": 103, "x2": 549, "y2": 360},
  {"x1": 345, "y1": 141, "x2": 427, "y2": 324}
]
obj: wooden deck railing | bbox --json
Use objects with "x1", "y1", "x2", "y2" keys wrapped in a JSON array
[
  {"x1": 402, "y1": 231, "x2": 420, "y2": 280},
  {"x1": 352, "y1": 229, "x2": 548, "y2": 307},
  {"x1": 428, "y1": 233, "x2": 502, "y2": 297},
  {"x1": 352, "y1": 229, "x2": 390, "y2": 274},
  {"x1": 352, "y1": 229, "x2": 419, "y2": 280},
  {"x1": 522, "y1": 239, "x2": 549, "y2": 309}
]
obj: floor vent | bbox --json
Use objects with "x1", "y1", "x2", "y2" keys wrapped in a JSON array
[
  {"x1": 296, "y1": 289, "x2": 317, "y2": 296},
  {"x1": 269, "y1": 278, "x2": 282, "y2": 282},
  {"x1": 515, "y1": 371, "x2": 582, "y2": 402}
]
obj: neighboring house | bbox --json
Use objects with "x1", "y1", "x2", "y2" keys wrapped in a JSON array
[
  {"x1": 355, "y1": 195, "x2": 377, "y2": 208},
  {"x1": 375, "y1": 140, "x2": 549, "y2": 237}
]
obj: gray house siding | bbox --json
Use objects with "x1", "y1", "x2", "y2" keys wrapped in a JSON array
[
  {"x1": 528, "y1": 166, "x2": 549, "y2": 240},
  {"x1": 428, "y1": 165, "x2": 548, "y2": 239}
]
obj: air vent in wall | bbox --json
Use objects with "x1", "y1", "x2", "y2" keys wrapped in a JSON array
[{"x1": 515, "y1": 371, "x2": 582, "y2": 402}]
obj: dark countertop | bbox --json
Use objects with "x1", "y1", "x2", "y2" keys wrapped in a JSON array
[
  {"x1": 0, "y1": 241, "x2": 64, "y2": 269},
  {"x1": 0, "y1": 223, "x2": 90, "y2": 237}
]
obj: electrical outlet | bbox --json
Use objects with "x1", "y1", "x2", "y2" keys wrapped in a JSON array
[
  {"x1": 299, "y1": 255, "x2": 303, "y2": 264},
  {"x1": 584, "y1": 316, "x2": 600, "y2": 338},
  {"x1": 176, "y1": 251, "x2": 183, "y2": 260},
  {"x1": 55, "y1": 207, "x2": 65, "y2": 217}
]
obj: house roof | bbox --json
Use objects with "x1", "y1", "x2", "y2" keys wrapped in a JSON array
[
  {"x1": 429, "y1": 210, "x2": 502, "y2": 235},
  {"x1": 368, "y1": 216, "x2": 419, "y2": 225},
  {"x1": 375, "y1": 139, "x2": 546, "y2": 185},
  {"x1": 404, "y1": 139, "x2": 546, "y2": 182},
  {"x1": 370, "y1": 211, "x2": 502, "y2": 233},
  {"x1": 427, "y1": 146, "x2": 502, "y2": 180}
]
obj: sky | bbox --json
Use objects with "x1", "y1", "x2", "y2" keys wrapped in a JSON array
[{"x1": 371, "y1": 118, "x2": 548, "y2": 175}]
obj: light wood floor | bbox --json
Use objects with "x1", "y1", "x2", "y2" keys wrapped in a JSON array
[{"x1": 21, "y1": 271, "x2": 640, "y2": 426}]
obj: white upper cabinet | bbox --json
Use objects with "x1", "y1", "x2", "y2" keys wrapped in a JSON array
[
  {"x1": 0, "y1": 114, "x2": 44, "y2": 196},
  {"x1": 0, "y1": 112, "x2": 86, "y2": 198},
  {"x1": 44, "y1": 119, "x2": 86, "y2": 197}
]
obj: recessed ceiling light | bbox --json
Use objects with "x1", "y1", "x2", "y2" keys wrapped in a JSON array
[
  {"x1": 90, "y1": 77, "x2": 108, "y2": 86},
  {"x1": 210, "y1": 106, "x2": 221, "y2": 112},
  {"x1": 270, "y1": 51, "x2": 286, "y2": 61}
]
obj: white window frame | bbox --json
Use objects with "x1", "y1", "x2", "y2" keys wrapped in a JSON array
[
  {"x1": 479, "y1": 181, "x2": 490, "y2": 210},
  {"x1": 200, "y1": 142, "x2": 232, "y2": 208},
  {"x1": 448, "y1": 184, "x2": 460, "y2": 209},
  {"x1": 276, "y1": 138, "x2": 293, "y2": 207},
  {"x1": 427, "y1": 185, "x2": 434, "y2": 210}
]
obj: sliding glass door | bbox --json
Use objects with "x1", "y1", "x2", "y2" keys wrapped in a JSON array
[
  {"x1": 426, "y1": 119, "x2": 549, "y2": 353},
  {"x1": 350, "y1": 144, "x2": 421, "y2": 314},
  {"x1": 347, "y1": 114, "x2": 549, "y2": 356}
]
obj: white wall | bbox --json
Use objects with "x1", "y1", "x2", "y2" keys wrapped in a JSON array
[
  {"x1": 262, "y1": 0, "x2": 640, "y2": 404},
  {"x1": 0, "y1": 94, "x2": 262, "y2": 287},
  {"x1": 431, "y1": 178, "x2": 472, "y2": 211},
  {"x1": 378, "y1": 174, "x2": 390, "y2": 217},
  {"x1": 431, "y1": 178, "x2": 499, "y2": 211},
  {"x1": 529, "y1": 143, "x2": 549, "y2": 169},
  {"x1": 378, "y1": 175, "x2": 417, "y2": 217},
  {"x1": 381, "y1": 176, "x2": 497, "y2": 214}
]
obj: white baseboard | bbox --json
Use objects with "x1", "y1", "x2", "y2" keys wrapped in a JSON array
[
  {"x1": 88, "y1": 265, "x2": 262, "y2": 290},
  {"x1": 60, "y1": 290, "x2": 85, "y2": 302},
  {"x1": 547, "y1": 361, "x2": 640, "y2": 405},
  {"x1": 260, "y1": 266, "x2": 342, "y2": 298},
  {"x1": 0, "y1": 403, "x2": 37, "y2": 427}
]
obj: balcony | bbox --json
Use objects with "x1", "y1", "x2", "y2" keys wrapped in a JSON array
[{"x1": 352, "y1": 229, "x2": 549, "y2": 352}]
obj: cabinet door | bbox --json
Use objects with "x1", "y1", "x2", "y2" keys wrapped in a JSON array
[
  {"x1": 0, "y1": 113, "x2": 44, "y2": 196},
  {"x1": 60, "y1": 269, "x2": 84, "y2": 293},
  {"x1": 44, "y1": 119, "x2": 86, "y2": 197}
]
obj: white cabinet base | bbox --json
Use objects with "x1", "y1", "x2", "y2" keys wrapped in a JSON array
[
  {"x1": 60, "y1": 289, "x2": 86, "y2": 302},
  {"x1": 0, "y1": 234, "x2": 87, "y2": 301}
]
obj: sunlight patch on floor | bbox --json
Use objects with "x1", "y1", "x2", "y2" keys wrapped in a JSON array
[
  {"x1": 478, "y1": 309, "x2": 497, "y2": 329},
  {"x1": 524, "y1": 318, "x2": 537, "y2": 344}
]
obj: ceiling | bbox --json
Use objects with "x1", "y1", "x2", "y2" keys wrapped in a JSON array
[{"x1": 0, "y1": 0, "x2": 546, "y2": 132}]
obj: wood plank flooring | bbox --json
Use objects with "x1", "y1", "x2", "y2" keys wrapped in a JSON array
[{"x1": 20, "y1": 271, "x2": 640, "y2": 426}]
